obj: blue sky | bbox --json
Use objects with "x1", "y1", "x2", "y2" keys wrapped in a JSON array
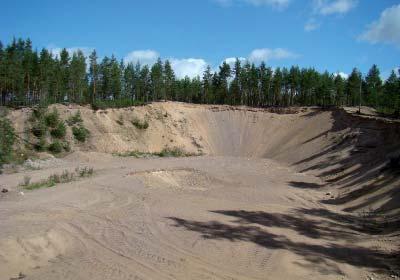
[{"x1": 1, "y1": 0, "x2": 399, "y2": 79}]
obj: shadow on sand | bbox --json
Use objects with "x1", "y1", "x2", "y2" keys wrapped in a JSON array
[{"x1": 168, "y1": 208, "x2": 399, "y2": 274}]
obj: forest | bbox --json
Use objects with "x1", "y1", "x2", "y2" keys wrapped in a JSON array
[{"x1": 0, "y1": 38, "x2": 399, "y2": 115}]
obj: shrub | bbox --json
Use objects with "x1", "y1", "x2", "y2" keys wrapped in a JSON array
[
  {"x1": 44, "y1": 108, "x2": 60, "y2": 128},
  {"x1": 62, "y1": 141, "x2": 71, "y2": 152},
  {"x1": 48, "y1": 141, "x2": 63, "y2": 154},
  {"x1": 72, "y1": 125, "x2": 89, "y2": 142},
  {"x1": 34, "y1": 137, "x2": 47, "y2": 152},
  {"x1": 156, "y1": 147, "x2": 187, "y2": 157},
  {"x1": 50, "y1": 121, "x2": 66, "y2": 139},
  {"x1": 0, "y1": 117, "x2": 16, "y2": 165},
  {"x1": 67, "y1": 111, "x2": 83, "y2": 126},
  {"x1": 31, "y1": 120, "x2": 47, "y2": 138},
  {"x1": 131, "y1": 118, "x2": 149, "y2": 129},
  {"x1": 31, "y1": 106, "x2": 47, "y2": 120}
]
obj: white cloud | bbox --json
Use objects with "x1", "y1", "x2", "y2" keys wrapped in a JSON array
[
  {"x1": 313, "y1": 0, "x2": 357, "y2": 15},
  {"x1": 170, "y1": 58, "x2": 208, "y2": 79},
  {"x1": 304, "y1": 18, "x2": 320, "y2": 32},
  {"x1": 223, "y1": 57, "x2": 246, "y2": 67},
  {"x1": 214, "y1": 0, "x2": 290, "y2": 9},
  {"x1": 48, "y1": 46, "x2": 94, "y2": 59},
  {"x1": 248, "y1": 48, "x2": 298, "y2": 63},
  {"x1": 359, "y1": 4, "x2": 400, "y2": 47},
  {"x1": 124, "y1": 50, "x2": 159, "y2": 65},
  {"x1": 334, "y1": 72, "x2": 349, "y2": 79}
]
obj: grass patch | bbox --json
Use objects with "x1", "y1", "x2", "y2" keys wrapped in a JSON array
[
  {"x1": 155, "y1": 147, "x2": 191, "y2": 157},
  {"x1": 131, "y1": 117, "x2": 149, "y2": 129},
  {"x1": 114, "y1": 148, "x2": 196, "y2": 158},
  {"x1": 20, "y1": 166, "x2": 94, "y2": 190}
]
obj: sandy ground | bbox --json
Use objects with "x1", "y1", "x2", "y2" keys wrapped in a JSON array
[{"x1": 1, "y1": 103, "x2": 399, "y2": 279}]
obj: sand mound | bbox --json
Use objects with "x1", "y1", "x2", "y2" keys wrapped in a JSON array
[
  {"x1": 2, "y1": 102, "x2": 400, "y2": 279},
  {"x1": 10, "y1": 102, "x2": 400, "y2": 215}
]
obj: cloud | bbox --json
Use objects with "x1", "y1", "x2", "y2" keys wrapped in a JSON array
[
  {"x1": 124, "y1": 50, "x2": 159, "y2": 65},
  {"x1": 214, "y1": 0, "x2": 290, "y2": 9},
  {"x1": 359, "y1": 4, "x2": 400, "y2": 47},
  {"x1": 223, "y1": 57, "x2": 246, "y2": 67},
  {"x1": 48, "y1": 46, "x2": 94, "y2": 59},
  {"x1": 334, "y1": 72, "x2": 349, "y2": 79},
  {"x1": 304, "y1": 18, "x2": 320, "y2": 31},
  {"x1": 248, "y1": 48, "x2": 298, "y2": 63},
  {"x1": 170, "y1": 58, "x2": 208, "y2": 79},
  {"x1": 313, "y1": 0, "x2": 357, "y2": 15}
]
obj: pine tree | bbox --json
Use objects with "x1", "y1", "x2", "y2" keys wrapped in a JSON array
[
  {"x1": 365, "y1": 64, "x2": 382, "y2": 108},
  {"x1": 89, "y1": 50, "x2": 98, "y2": 104},
  {"x1": 164, "y1": 60, "x2": 175, "y2": 101}
]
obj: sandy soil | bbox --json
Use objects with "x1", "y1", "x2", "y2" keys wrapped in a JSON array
[{"x1": 1, "y1": 103, "x2": 399, "y2": 279}]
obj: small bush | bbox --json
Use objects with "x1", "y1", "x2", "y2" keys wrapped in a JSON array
[
  {"x1": 50, "y1": 121, "x2": 66, "y2": 139},
  {"x1": 44, "y1": 108, "x2": 60, "y2": 128},
  {"x1": 156, "y1": 147, "x2": 187, "y2": 157},
  {"x1": 62, "y1": 141, "x2": 71, "y2": 152},
  {"x1": 31, "y1": 120, "x2": 47, "y2": 138},
  {"x1": 31, "y1": 107, "x2": 47, "y2": 120},
  {"x1": 67, "y1": 111, "x2": 83, "y2": 126},
  {"x1": 48, "y1": 141, "x2": 63, "y2": 154},
  {"x1": 72, "y1": 125, "x2": 89, "y2": 142},
  {"x1": 34, "y1": 137, "x2": 47, "y2": 152},
  {"x1": 0, "y1": 117, "x2": 16, "y2": 165},
  {"x1": 131, "y1": 118, "x2": 149, "y2": 129}
]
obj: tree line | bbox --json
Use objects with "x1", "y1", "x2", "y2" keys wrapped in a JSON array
[{"x1": 1, "y1": 38, "x2": 399, "y2": 115}]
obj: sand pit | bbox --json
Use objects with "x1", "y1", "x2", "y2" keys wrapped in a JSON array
[{"x1": 0, "y1": 102, "x2": 399, "y2": 279}]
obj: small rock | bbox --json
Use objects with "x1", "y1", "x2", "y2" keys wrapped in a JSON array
[
  {"x1": 1, "y1": 188, "x2": 8, "y2": 193},
  {"x1": 19, "y1": 192, "x2": 24, "y2": 196},
  {"x1": 326, "y1": 192, "x2": 332, "y2": 196}
]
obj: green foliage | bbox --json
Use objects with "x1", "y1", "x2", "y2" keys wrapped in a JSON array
[
  {"x1": 31, "y1": 107, "x2": 47, "y2": 120},
  {"x1": 72, "y1": 125, "x2": 89, "y2": 142},
  {"x1": 114, "y1": 148, "x2": 193, "y2": 158},
  {"x1": 113, "y1": 151, "x2": 152, "y2": 158},
  {"x1": 155, "y1": 147, "x2": 188, "y2": 157},
  {"x1": 50, "y1": 121, "x2": 66, "y2": 138},
  {"x1": 31, "y1": 120, "x2": 47, "y2": 138},
  {"x1": 44, "y1": 108, "x2": 60, "y2": 128},
  {"x1": 131, "y1": 118, "x2": 149, "y2": 129},
  {"x1": 0, "y1": 117, "x2": 16, "y2": 165},
  {"x1": 66, "y1": 111, "x2": 83, "y2": 126},
  {"x1": 92, "y1": 99, "x2": 145, "y2": 110},
  {"x1": 47, "y1": 140, "x2": 63, "y2": 154},
  {"x1": 34, "y1": 137, "x2": 47, "y2": 152},
  {"x1": 1, "y1": 37, "x2": 399, "y2": 118},
  {"x1": 62, "y1": 141, "x2": 71, "y2": 152}
]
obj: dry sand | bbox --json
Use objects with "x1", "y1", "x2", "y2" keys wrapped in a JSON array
[{"x1": 0, "y1": 102, "x2": 399, "y2": 279}]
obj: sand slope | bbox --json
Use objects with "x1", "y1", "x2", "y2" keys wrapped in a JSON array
[{"x1": 1, "y1": 102, "x2": 399, "y2": 280}]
